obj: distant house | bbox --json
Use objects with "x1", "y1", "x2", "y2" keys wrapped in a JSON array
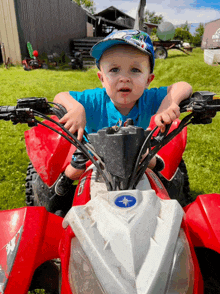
[
  {"x1": 0, "y1": 0, "x2": 90, "y2": 64},
  {"x1": 202, "y1": 19, "x2": 220, "y2": 49}
]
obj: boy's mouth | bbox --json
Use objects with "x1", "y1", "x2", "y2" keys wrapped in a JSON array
[{"x1": 118, "y1": 87, "x2": 132, "y2": 93}]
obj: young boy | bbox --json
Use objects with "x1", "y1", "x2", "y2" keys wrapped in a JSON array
[{"x1": 53, "y1": 29, "x2": 192, "y2": 196}]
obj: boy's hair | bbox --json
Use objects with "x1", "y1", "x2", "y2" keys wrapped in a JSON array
[{"x1": 90, "y1": 29, "x2": 155, "y2": 73}]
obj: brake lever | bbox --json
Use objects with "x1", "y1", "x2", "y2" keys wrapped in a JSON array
[
  {"x1": 151, "y1": 123, "x2": 172, "y2": 146},
  {"x1": 11, "y1": 108, "x2": 36, "y2": 126},
  {"x1": 0, "y1": 113, "x2": 12, "y2": 121}
]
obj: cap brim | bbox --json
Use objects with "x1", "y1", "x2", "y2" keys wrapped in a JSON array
[{"x1": 90, "y1": 39, "x2": 129, "y2": 61}]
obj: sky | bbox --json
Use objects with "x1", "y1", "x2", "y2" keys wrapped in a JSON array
[{"x1": 94, "y1": 0, "x2": 220, "y2": 34}]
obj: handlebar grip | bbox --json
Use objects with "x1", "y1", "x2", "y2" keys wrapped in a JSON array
[{"x1": 0, "y1": 106, "x2": 16, "y2": 114}]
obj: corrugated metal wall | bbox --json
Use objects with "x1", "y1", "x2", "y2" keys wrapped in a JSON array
[
  {"x1": 0, "y1": 0, "x2": 22, "y2": 64},
  {"x1": 14, "y1": 0, "x2": 87, "y2": 58}
]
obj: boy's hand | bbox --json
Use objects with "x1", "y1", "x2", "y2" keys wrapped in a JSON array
[
  {"x1": 155, "y1": 102, "x2": 180, "y2": 133},
  {"x1": 59, "y1": 105, "x2": 86, "y2": 141}
]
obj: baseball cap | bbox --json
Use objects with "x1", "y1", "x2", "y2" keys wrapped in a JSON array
[{"x1": 90, "y1": 29, "x2": 155, "y2": 73}]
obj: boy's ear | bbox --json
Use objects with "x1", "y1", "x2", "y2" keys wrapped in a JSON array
[
  {"x1": 146, "y1": 73, "x2": 155, "y2": 87},
  {"x1": 97, "y1": 71, "x2": 104, "y2": 83}
]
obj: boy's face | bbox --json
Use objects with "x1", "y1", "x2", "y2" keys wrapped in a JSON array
[{"x1": 97, "y1": 44, "x2": 155, "y2": 115}]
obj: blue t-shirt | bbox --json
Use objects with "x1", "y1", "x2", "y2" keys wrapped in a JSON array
[{"x1": 69, "y1": 87, "x2": 167, "y2": 133}]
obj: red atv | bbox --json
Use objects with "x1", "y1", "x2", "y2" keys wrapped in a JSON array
[
  {"x1": 24, "y1": 100, "x2": 190, "y2": 218},
  {"x1": 22, "y1": 50, "x2": 48, "y2": 71},
  {"x1": 0, "y1": 92, "x2": 220, "y2": 293}
]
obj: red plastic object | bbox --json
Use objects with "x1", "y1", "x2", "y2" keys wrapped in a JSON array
[
  {"x1": 0, "y1": 207, "x2": 63, "y2": 294},
  {"x1": 146, "y1": 169, "x2": 170, "y2": 200},
  {"x1": 33, "y1": 50, "x2": 39, "y2": 57},
  {"x1": 72, "y1": 169, "x2": 93, "y2": 206},
  {"x1": 59, "y1": 227, "x2": 75, "y2": 294},
  {"x1": 181, "y1": 217, "x2": 204, "y2": 293},
  {"x1": 184, "y1": 193, "x2": 220, "y2": 252},
  {"x1": 25, "y1": 116, "x2": 76, "y2": 186},
  {"x1": 149, "y1": 116, "x2": 187, "y2": 180}
]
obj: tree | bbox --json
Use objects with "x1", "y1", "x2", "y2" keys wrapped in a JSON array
[
  {"x1": 72, "y1": 0, "x2": 96, "y2": 14},
  {"x1": 181, "y1": 21, "x2": 190, "y2": 32},
  {"x1": 174, "y1": 27, "x2": 193, "y2": 43},
  {"x1": 192, "y1": 23, "x2": 204, "y2": 46},
  {"x1": 195, "y1": 23, "x2": 205, "y2": 36},
  {"x1": 144, "y1": 9, "x2": 163, "y2": 40},
  {"x1": 144, "y1": 9, "x2": 163, "y2": 24}
]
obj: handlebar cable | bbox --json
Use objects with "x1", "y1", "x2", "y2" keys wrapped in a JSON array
[
  {"x1": 33, "y1": 112, "x2": 112, "y2": 190},
  {"x1": 48, "y1": 101, "x2": 89, "y2": 141},
  {"x1": 35, "y1": 118, "x2": 111, "y2": 190},
  {"x1": 128, "y1": 126, "x2": 157, "y2": 190},
  {"x1": 84, "y1": 142, "x2": 105, "y2": 168},
  {"x1": 49, "y1": 101, "x2": 67, "y2": 114},
  {"x1": 130, "y1": 113, "x2": 194, "y2": 189}
]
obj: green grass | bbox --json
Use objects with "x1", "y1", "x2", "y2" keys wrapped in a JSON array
[{"x1": 0, "y1": 48, "x2": 220, "y2": 211}]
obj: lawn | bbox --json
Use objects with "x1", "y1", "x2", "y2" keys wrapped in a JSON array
[{"x1": 0, "y1": 47, "x2": 220, "y2": 211}]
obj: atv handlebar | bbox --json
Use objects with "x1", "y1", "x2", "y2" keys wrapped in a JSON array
[
  {"x1": 1, "y1": 91, "x2": 220, "y2": 190},
  {"x1": 0, "y1": 97, "x2": 67, "y2": 126},
  {"x1": 1, "y1": 92, "x2": 220, "y2": 124}
]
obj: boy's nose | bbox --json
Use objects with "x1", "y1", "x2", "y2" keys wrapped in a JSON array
[{"x1": 119, "y1": 75, "x2": 130, "y2": 82}]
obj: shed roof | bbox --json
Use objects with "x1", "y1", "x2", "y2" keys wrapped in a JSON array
[
  {"x1": 96, "y1": 16, "x2": 133, "y2": 29},
  {"x1": 95, "y1": 6, "x2": 135, "y2": 21},
  {"x1": 144, "y1": 22, "x2": 158, "y2": 29}
]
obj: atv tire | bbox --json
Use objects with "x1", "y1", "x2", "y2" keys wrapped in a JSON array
[
  {"x1": 25, "y1": 162, "x2": 76, "y2": 216},
  {"x1": 156, "y1": 159, "x2": 192, "y2": 207}
]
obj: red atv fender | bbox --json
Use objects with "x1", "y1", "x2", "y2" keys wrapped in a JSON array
[
  {"x1": 0, "y1": 206, "x2": 63, "y2": 294},
  {"x1": 25, "y1": 116, "x2": 76, "y2": 187},
  {"x1": 184, "y1": 193, "x2": 220, "y2": 252},
  {"x1": 149, "y1": 116, "x2": 187, "y2": 180}
]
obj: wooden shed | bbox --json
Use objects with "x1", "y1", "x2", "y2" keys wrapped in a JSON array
[
  {"x1": 93, "y1": 6, "x2": 156, "y2": 37},
  {"x1": 0, "y1": 0, "x2": 88, "y2": 64},
  {"x1": 201, "y1": 18, "x2": 220, "y2": 49},
  {"x1": 93, "y1": 6, "x2": 136, "y2": 37}
]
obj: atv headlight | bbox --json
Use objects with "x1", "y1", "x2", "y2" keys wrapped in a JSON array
[
  {"x1": 166, "y1": 229, "x2": 194, "y2": 294},
  {"x1": 68, "y1": 237, "x2": 106, "y2": 294}
]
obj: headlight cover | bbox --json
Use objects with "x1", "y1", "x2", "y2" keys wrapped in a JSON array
[
  {"x1": 68, "y1": 237, "x2": 107, "y2": 294},
  {"x1": 166, "y1": 229, "x2": 194, "y2": 294}
]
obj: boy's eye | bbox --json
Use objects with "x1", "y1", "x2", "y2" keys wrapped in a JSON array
[
  {"x1": 131, "y1": 68, "x2": 141, "y2": 73},
  {"x1": 110, "y1": 67, "x2": 119, "y2": 73}
]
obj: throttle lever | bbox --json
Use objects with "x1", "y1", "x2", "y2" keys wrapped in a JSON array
[{"x1": 0, "y1": 113, "x2": 13, "y2": 121}]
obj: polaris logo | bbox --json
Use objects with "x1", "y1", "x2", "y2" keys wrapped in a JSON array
[{"x1": 115, "y1": 195, "x2": 137, "y2": 208}]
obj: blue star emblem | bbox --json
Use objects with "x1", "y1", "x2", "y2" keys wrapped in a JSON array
[{"x1": 115, "y1": 195, "x2": 136, "y2": 208}]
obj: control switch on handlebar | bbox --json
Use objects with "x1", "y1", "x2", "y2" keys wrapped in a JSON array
[
  {"x1": 189, "y1": 91, "x2": 220, "y2": 125},
  {"x1": 191, "y1": 91, "x2": 216, "y2": 102},
  {"x1": 17, "y1": 97, "x2": 52, "y2": 115}
]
